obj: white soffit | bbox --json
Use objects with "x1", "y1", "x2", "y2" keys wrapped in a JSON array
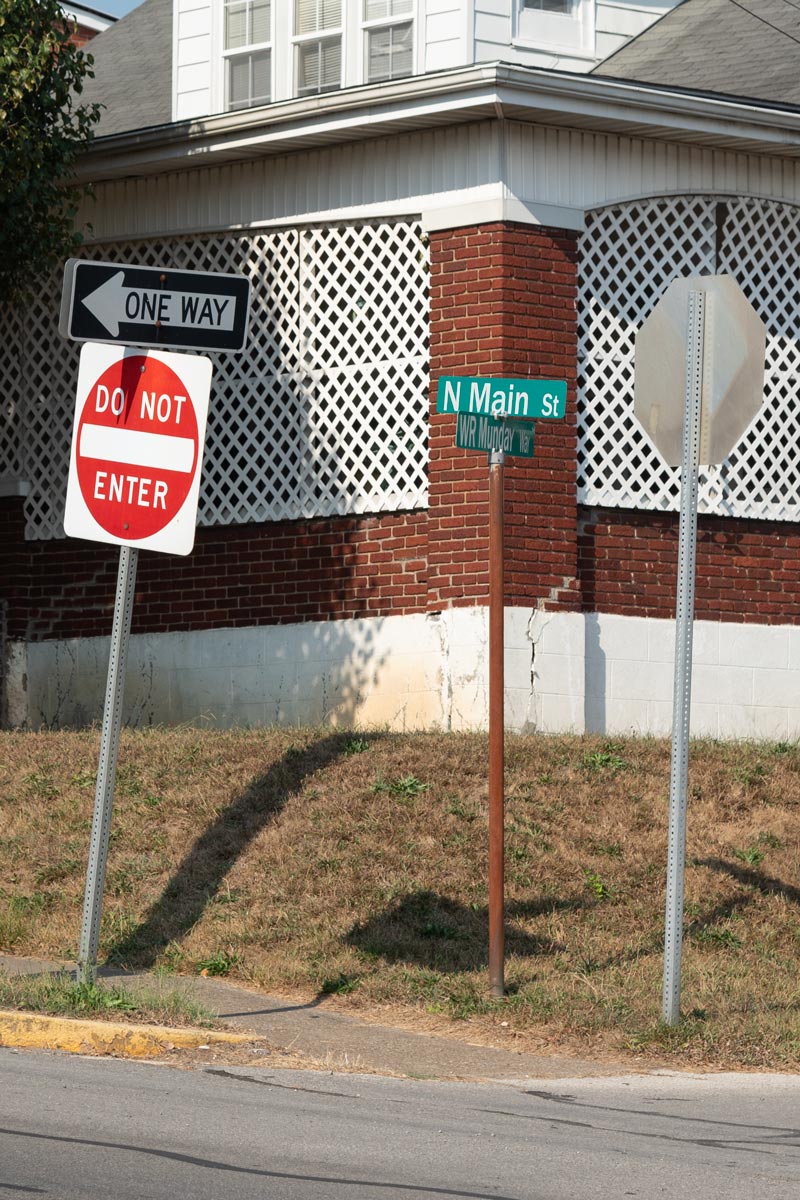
[{"x1": 76, "y1": 63, "x2": 800, "y2": 184}]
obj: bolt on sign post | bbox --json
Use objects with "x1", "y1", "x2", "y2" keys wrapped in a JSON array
[
  {"x1": 64, "y1": 342, "x2": 213, "y2": 983},
  {"x1": 437, "y1": 376, "x2": 567, "y2": 996},
  {"x1": 634, "y1": 275, "x2": 766, "y2": 1026}
]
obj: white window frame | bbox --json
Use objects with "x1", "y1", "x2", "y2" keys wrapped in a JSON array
[
  {"x1": 222, "y1": 0, "x2": 273, "y2": 111},
  {"x1": 293, "y1": 0, "x2": 344, "y2": 97},
  {"x1": 514, "y1": 0, "x2": 594, "y2": 58},
  {"x1": 361, "y1": 1, "x2": 415, "y2": 84}
]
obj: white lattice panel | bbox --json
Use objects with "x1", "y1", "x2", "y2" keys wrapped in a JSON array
[
  {"x1": 0, "y1": 221, "x2": 429, "y2": 539},
  {"x1": 577, "y1": 195, "x2": 800, "y2": 520},
  {"x1": 0, "y1": 311, "x2": 25, "y2": 482}
]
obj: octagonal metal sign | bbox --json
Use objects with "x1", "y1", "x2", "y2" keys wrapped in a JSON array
[{"x1": 634, "y1": 275, "x2": 766, "y2": 466}]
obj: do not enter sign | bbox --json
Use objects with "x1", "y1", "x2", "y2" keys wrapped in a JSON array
[{"x1": 65, "y1": 343, "x2": 212, "y2": 554}]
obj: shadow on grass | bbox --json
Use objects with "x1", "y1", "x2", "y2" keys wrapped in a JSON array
[
  {"x1": 597, "y1": 858, "x2": 800, "y2": 973},
  {"x1": 345, "y1": 889, "x2": 573, "y2": 973},
  {"x1": 106, "y1": 731, "x2": 383, "y2": 969},
  {"x1": 698, "y1": 857, "x2": 800, "y2": 905}
]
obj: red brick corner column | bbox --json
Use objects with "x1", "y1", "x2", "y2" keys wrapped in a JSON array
[{"x1": 427, "y1": 222, "x2": 580, "y2": 613}]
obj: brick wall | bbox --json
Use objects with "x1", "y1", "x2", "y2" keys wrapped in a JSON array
[
  {"x1": 1, "y1": 220, "x2": 583, "y2": 645},
  {"x1": 63, "y1": 19, "x2": 103, "y2": 49},
  {"x1": 4, "y1": 512, "x2": 430, "y2": 643},
  {"x1": 578, "y1": 507, "x2": 800, "y2": 624},
  {"x1": 428, "y1": 222, "x2": 581, "y2": 612},
  {"x1": 7, "y1": 217, "x2": 799, "y2": 649}
]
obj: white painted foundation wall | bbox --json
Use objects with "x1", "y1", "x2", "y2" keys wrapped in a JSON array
[{"x1": 10, "y1": 610, "x2": 800, "y2": 739}]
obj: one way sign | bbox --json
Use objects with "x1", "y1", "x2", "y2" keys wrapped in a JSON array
[{"x1": 60, "y1": 259, "x2": 251, "y2": 352}]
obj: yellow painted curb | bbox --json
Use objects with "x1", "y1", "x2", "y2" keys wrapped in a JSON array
[{"x1": 0, "y1": 1009, "x2": 253, "y2": 1058}]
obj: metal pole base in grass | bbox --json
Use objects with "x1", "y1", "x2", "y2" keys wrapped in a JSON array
[
  {"x1": 77, "y1": 545, "x2": 139, "y2": 985},
  {"x1": 662, "y1": 292, "x2": 703, "y2": 1027},
  {"x1": 488, "y1": 449, "x2": 505, "y2": 998}
]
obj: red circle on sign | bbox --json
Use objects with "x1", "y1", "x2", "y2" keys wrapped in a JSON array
[{"x1": 76, "y1": 355, "x2": 199, "y2": 542}]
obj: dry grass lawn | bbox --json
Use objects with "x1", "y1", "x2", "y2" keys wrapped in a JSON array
[{"x1": 2, "y1": 726, "x2": 800, "y2": 1070}]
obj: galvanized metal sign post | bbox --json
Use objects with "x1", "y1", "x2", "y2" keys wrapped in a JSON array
[
  {"x1": 436, "y1": 376, "x2": 566, "y2": 996},
  {"x1": 77, "y1": 543, "x2": 138, "y2": 983},
  {"x1": 634, "y1": 275, "x2": 766, "y2": 1025},
  {"x1": 64, "y1": 341, "x2": 215, "y2": 984},
  {"x1": 662, "y1": 291, "x2": 704, "y2": 1028}
]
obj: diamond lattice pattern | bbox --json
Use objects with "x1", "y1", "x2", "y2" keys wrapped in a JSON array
[
  {"x1": 577, "y1": 195, "x2": 800, "y2": 519},
  {"x1": 0, "y1": 221, "x2": 429, "y2": 539}
]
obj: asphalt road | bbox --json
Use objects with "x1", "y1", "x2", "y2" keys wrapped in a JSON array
[{"x1": 1, "y1": 1050, "x2": 800, "y2": 1199}]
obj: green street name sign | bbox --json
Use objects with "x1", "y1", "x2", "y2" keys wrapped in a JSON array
[
  {"x1": 437, "y1": 376, "x2": 567, "y2": 419},
  {"x1": 456, "y1": 412, "x2": 535, "y2": 458}
]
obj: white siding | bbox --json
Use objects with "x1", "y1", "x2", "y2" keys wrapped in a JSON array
[
  {"x1": 172, "y1": 1, "x2": 682, "y2": 119},
  {"x1": 474, "y1": 0, "x2": 681, "y2": 73},
  {"x1": 81, "y1": 123, "x2": 800, "y2": 244},
  {"x1": 173, "y1": 0, "x2": 214, "y2": 121},
  {"x1": 424, "y1": 0, "x2": 467, "y2": 72}
]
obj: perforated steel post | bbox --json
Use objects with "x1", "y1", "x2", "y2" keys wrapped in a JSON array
[
  {"x1": 77, "y1": 545, "x2": 139, "y2": 984},
  {"x1": 488, "y1": 448, "x2": 505, "y2": 997},
  {"x1": 662, "y1": 292, "x2": 704, "y2": 1026}
]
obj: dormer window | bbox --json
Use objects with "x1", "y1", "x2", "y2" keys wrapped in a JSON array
[
  {"x1": 517, "y1": 0, "x2": 593, "y2": 56},
  {"x1": 363, "y1": 0, "x2": 414, "y2": 83},
  {"x1": 524, "y1": 0, "x2": 575, "y2": 11},
  {"x1": 224, "y1": 0, "x2": 271, "y2": 110},
  {"x1": 294, "y1": 0, "x2": 343, "y2": 97}
]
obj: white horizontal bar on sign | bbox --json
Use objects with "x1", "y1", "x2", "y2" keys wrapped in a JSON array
[{"x1": 79, "y1": 424, "x2": 195, "y2": 473}]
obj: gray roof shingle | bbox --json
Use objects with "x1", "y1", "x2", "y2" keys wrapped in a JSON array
[
  {"x1": 594, "y1": 0, "x2": 800, "y2": 108},
  {"x1": 79, "y1": 0, "x2": 172, "y2": 136}
]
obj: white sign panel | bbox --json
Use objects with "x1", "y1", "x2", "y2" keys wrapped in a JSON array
[
  {"x1": 64, "y1": 343, "x2": 212, "y2": 555},
  {"x1": 634, "y1": 275, "x2": 766, "y2": 466}
]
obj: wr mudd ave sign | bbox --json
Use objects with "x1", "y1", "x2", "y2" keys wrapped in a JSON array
[{"x1": 64, "y1": 343, "x2": 212, "y2": 555}]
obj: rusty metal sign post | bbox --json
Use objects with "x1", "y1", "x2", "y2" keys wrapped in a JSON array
[
  {"x1": 436, "y1": 375, "x2": 567, "y2": 996},
  {"x1": 488, "y1": 448, "x2": 506, "y2": 995}
]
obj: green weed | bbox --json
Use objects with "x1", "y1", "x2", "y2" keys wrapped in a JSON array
[
  {"x1": 23, "y1": 770, "x2": 58, "y2": 799},
  {"x1": 583, "y1": 869, "x2": 611, "y2": 900},
  {"x1": 196, "y1": 951, "x2": 239, "y2": 977},
  {"x1": 321, "y1": 972, "x2": 361, "y2": 995},
  {"x1": 343, "y1": 738, "x2": 370, "y2": 756},
  {"x1": 0, "y1": 895, "x2": 46, "y2": 948},
  {"x1": 589, "y1": 840, "x2": 623, "y2": 858},
  {"x1": 733, "y1": 846, "x2": 765, "y2": 868},
  {"x1": 582, "y1": 748, "x2": 626, "y2": 772},
  {"x1": 694, "y1": 926, "x2": 743, "y2": 950},
  {"x1": 371, "y1": 773, "x2": 429, "y2": 797},
  {"x1": 733, "y1": 762, "x2": 768, "y2": 787},
  {"x1": 70, "y1": 769, "x2": 96, "y2": 788},
  {"x1": 0, "y1": 971, "x2": 215, "y2": 1026}
]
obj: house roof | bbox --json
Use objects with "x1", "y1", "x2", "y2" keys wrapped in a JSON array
[
  {"x1": 63, "y1": 3, "x2": 115, "y2": 33},
  {"x1": 75, "y1": 61, "x2": 800, "y2": 188},
  {"x1": 75, "y1": 0, "x2": 800, "y2": 182},
  {"x1": 594, "y1": 0, "x2": 800, "y2": 107},
  {"x1": 79, "y1": 0, "x2": 171, "y2": 136}
]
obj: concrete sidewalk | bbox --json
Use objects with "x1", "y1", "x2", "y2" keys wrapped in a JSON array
[{"x1": 0, "y1": 953, "x2": 629, "y2": 1082}]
